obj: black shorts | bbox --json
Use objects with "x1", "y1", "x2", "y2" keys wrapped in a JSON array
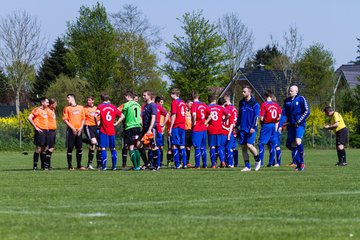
[
  {"x1": 84, "y1": 125, "x2": 99, "y2": 140},
  {"x1": 66, "y1": 128, "x2": 82, "y2": 149},
  {"x1": 123, "y1": 127, "x2": 141, "y2": 146},
  {"x1": 47, "y1": 130, "x2": 56, "y2": 148},
  {"x1": 185, "y1": 130, "x2": 192, "y2": 148},
  {"x1": 34, "y1": 129, "x2": 47, "y2": 147},
  {"x1": 140, "y1": 128, "x2": 157, "y2": 148},
  {"x1": 336, "y1": 127, "x2": 348, "y2": 146}
]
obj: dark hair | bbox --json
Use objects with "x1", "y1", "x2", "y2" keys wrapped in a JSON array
[
  {"x1": 67, "y1": 94, "x2": 76, "y2": 100},
  {"x1": 100, "y1": 92, "x2": 109, "y2": 101},
  {"x1": 217, "y1": 97, "x2": 226, "y2": 106},
  {"x1": 191, "y1": 91, "x2": 199, "y2": 100},
  {"x1": 155, "y1": 96, "x2": 163, "y2": 103},
  {"x1": 264, "y1": 90, "x2": 274, "y2": 99},
  {"x1": 39, "y1": 97, "x2": 47, "y2": 103},
  {"x1": 185, "y1": 99, "x2": 193, "y2": 104},
  {"x1": 143, "y1": 90, "x2": 153, "y2": 98},
  {"x1": 49, "y1": 98, "x2": 57, "y2": 105},
  {"x1": 124, "y1": 90, "x2": 134, "y2": 98},
  {"x1": 86, "y1": 96, "x2": 94, "y2": 100},
  {"x1": 208, "y1": 94, "x2": 217, "y2": 103},
  {"x1": 170, "y1": 88, "x2": 180, "y2": 96},
  {"x1": 242, "y1": 85, "x2": 252, "y2": 93},
  {"x1": 323, "y1": 106, "x2": 334, "y2": 113}
]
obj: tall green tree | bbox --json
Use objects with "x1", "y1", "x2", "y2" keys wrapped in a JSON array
[
  {"x1": 66, "y1": 2, "x2": 118, "y2": 95},
  {"x1": 34, "y1": 37, "x2": 73, "y2": 98},
  {"x1": 298, "y1": 43, "x2": 335, "y2": 106},
  {"x1": 162, "y1": 11, "x2": 229, "y2": 100},
  {"x1": 110, "y1": 4, "x2": 162, "y2": 99}
]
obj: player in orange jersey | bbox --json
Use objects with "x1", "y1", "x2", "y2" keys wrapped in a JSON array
[
  {"x1": 46, "y1": 98, "x2": 57, "y2": 169},
  {"x1": 28, "y1": 97, "x2": 49, "y2": 170},
  {"x1": 62, "y1": 94, "x2": 86, "y2": 170}
]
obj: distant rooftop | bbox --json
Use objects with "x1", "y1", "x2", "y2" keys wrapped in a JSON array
[{"x1": 336, "y1": 64, "x2": 360, "y2": 88}]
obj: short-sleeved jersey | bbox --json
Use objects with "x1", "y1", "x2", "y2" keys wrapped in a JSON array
[
  {"x1": 84, "y1": 105, "x2": 97, "y2": 126},
  {"x1": 185, "y1": 109, "x2": 192, "y2": 130},
  {"x1": 331, "y1": 112, "x2": 346, "y2": 133},
  {"x1": 222, "y1": 111, "x2": 234, "y2": 135},
  {"x1": 191, "y1": 101, "x2": 211, "y2": 132},
  {"x1": 122, "y1": 100, "x2": 141, "y2": 130},
  {"x1": 260, "y1": 101, "x2": 282, "y2": 124},
  {"x1": 225, "y1": 104, "x2": 238, "y2": 125},
  {"x1": 46, "y1": 108, "x2": 57, "y2": 130},
  {"x1": 207, "y1": 104, "x2": 228, "y2": 135},
  {"x1": 62, "y1": 105, "x2": 85, "y2": 129},
  {"x1": 96, "y1": 102, "x2": 121, "y2": 135},
  {"x1": 156, "y1": 104, "x2": 167, "y2": 133},
  {"x1": 31, "y1": 107, "x2": 48, "y2": 130},
  {"x1": 142, "y1": 102, "x2": 157, "y2": 131},
  {"x1": 171, "y1": 98, "x2": 186, "y2": 130}
]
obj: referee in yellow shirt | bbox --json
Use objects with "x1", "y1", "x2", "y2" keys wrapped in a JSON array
[{"x1": 323, "y1": 106, "x2": 348, "y2": 166}]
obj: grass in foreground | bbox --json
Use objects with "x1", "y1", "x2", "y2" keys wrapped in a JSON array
[{"x1": 0, "y1": 149, "x2": 359, "y2": 240}]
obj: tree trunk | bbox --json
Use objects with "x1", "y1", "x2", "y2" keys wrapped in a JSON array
[{"x1": 15, "y1": 90, "x2": 20, "y2": 115}]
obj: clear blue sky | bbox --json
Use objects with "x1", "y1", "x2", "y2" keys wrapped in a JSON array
[{"x1": 1, "y1": 0, "x2": 359, "y2": 69}]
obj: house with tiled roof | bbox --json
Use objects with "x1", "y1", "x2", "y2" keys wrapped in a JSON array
[
  {"x1": 335, "y1": 64, "x2": 360, "y2": 88},
  {"x1": 219, "y1": 66, "x2": 288, "y2": 104}
]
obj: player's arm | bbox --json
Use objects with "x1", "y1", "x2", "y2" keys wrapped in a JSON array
[
  {"x1": 63, "y1": 119, "x2": 76, "y2": 134},
  {"x1": 228, "y1": 123, "x2": 234, "y2": 140},
  {"x1": 204, "y1": 112, "x2": 213, "y2": 126},
  {"x1": 28, "y1": 113, "x2": 42, "y2": 132},
  {"x1": 77, "y1": 119, "x2": 85, "y2": 136},
  {"x1": 169, "y1": 114, "x2": 176, "y2": 136},
  {"x1": 147, "y1": 114, "x2": 156, "y2": 134},
  {"x1": 114, "y1": 113, "x2": 125, "y2": 127},
  {"x1": 250, "y1": 103, "x2": 260, "y2": 133},
  {"x1": 297, "y1": 96, "x2": 310, "y2": 125},
  {"x1": 259, "y1": 104, "x2": 265, "y2": 122}
]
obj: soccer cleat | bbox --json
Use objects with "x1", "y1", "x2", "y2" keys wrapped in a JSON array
[
  {"x1": 87, "y1": 164, "x2": 94, "y2": 170},
  {"x1": 338, "y1": 162, "x2": 348, "y2": 166},
  {"x1": 140, "y1": 165, "x2": 147, "y2": 170},
  {"x1": 182, "y1": 165, "x2": 187, "y2": 169},
  {"x1": 194, "y1": 167, "x2": 200, "y2": 170},
  {"x1": 134, "y1": 167, "x2": 140, "y2": 171},
  {"x1": 220, "y1": 162, "x2": 226, "y2": 168},
  {"x1": 241, "y1": 167, "x2": 251, "y2": 172},
  {"x1": 33, "y1": 167, "x2": 38, "y2": 171},
  {"x1": 266, "y1": 164, "x2": 272, "y2": 167},
  {"x1": 228, "y1": 165, "x2": 234, "y2": 168},
  {"x1": 186, "y1": 163, "x2": 192, "y2": 167},
  {"x1": 288, "y1": 163, "x2": 297, "y2": 167},
  {"x1": 274, "y1": 163, "x2": 280, "y2": 167},
  {"x1": 68, "y1": 167, "x2": 75, "y2": 170},
  {"x1": 77, "y1": 166, "x2": 86, "y2": 170},
  {"x1": 255, "y1": 162, "x2": 261, "y2": 171},
  {"x1": 112, "y1": 168, "x2": 117, "y2": 171},
  {"x1": 211, "y1": 165, "x2": 216, "y2": 169},
  {"x1": 295, "y1": 164, "x2": 305, "y2": 171},
  {"x1": 102, "y1": 167, "x2": 107, "y2": 171}
]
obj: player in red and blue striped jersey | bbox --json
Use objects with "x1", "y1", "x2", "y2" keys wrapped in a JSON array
[
  {"x1": 258, "y1": 90, "x2": 282, "y2": 167},
  {"x1": 191, "y1": 91, "x2": 212, "y2": 168},
  {"x1": 169, "y1": 88, "x2": 187, "y2": 169},
  {"x1": 207, "y1": 95, "x2": 230, "y2": 168},
  {"x1": 95, "y1": 92, "x2": 122, "y2": 171},
  {"x1": 224, "y1": 95, "x2": 239, "y2": 167},
  {"x1": 218, "y1": 97, "x2": 235, "y2": 168}
]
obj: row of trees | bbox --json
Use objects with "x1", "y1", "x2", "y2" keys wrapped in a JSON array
[{"x1": 0, "y1": 2, "x2": 359, "y2": 116}]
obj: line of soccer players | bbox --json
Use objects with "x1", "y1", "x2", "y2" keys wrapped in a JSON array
[{"x1": 28, "y1": 84, "x2": 310, "y2": 171}]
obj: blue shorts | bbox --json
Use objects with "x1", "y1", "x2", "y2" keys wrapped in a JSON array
[
  {"x1": 156, "y1": 132, "x2": 164, "y2": 147},
  {"x1": 286, "y1": 125, "x2": 305, "y2": 145},
  {"x1": 225, "y1": 133, "x2": 235, "y2": 149},
  {"x1": 238, "y1": 130, "x2": 257, "y2": 145},
  {"x1": 208, "y1": 134, "x2": 226, "y2": 147},
  {"x1": 192, "y1": 131, "x2": 207, "y2": 148},
  {"x1": 171, "y1": 127, "x2": 185, "y2": 146},
  {"x1": 258, "y1": 123, "x2": 275, "y2": 145},
  {"x1": 272, "y1": 130, "x2": 281, "y2": 147},
  {"x1": 99, "y1": 132, "x2": 116, "y2": 149}
]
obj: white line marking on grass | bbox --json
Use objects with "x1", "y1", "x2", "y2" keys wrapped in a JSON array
[{"x1": 78, "y1": 212, "x2": 108, "y2": 217}]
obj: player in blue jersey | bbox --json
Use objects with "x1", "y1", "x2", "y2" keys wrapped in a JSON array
[
  {"x1": 279, "y1": 85, "x2": 310, "y2": 171},
  {"x1": 235, "y1": 85, "x2": 261, "y2": 172}
]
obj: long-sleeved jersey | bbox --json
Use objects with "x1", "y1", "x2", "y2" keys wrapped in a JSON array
[
  {"x1": 280, "y1": 94, "x2": 310, "y2": 127},
  {"x1": 236, "y1": 96, "x2": 260, "y2": 132}
]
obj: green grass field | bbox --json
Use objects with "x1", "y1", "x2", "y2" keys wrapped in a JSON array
[{"x1": 0, "y1": 149, "x2": 359, "y2": 240}]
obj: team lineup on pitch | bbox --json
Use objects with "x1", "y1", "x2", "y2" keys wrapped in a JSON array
[{"x1": 27, "y1": 85, "x2": 348, "y2": 172}]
